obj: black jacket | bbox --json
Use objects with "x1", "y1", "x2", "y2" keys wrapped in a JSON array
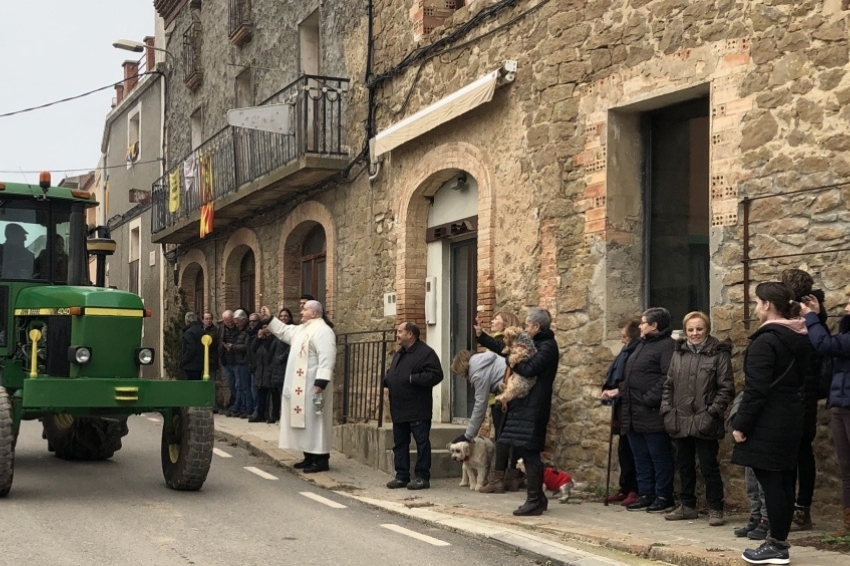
[
  {"x1": 620, "y1": 328, "x2": 675, "y2": 434},
  {"x1": 221, "y1": 324, "x2": 249, "y2": 366},
  {"x1": 806, "y1": 312, "x2": 850, "y2": 409},
  {"x1": 251, "y1": 335, "x2": 274, "y2": 388},
  {"x1": 382, "y1": 340, "x2": 443, "y2": 423},
  {"x1": 731, "y1": 323, "x2": 811, "y2": 471},
  {"x1": 181, "y1": 321, "x2": 205, "y2": 371},
  {"x1": 202, "y1": 323, "x2": 219, "y2": 370},
  {"x1": 499, "y1": 329, "x2": 559, "y2": 452},
  {"x1": 477, "y1": 331, "x2": 506, "y2": 355}
]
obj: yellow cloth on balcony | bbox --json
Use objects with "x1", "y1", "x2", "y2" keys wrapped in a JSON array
[{"x1": 168, "y1": 169, "x2": 180, "y2": 213}]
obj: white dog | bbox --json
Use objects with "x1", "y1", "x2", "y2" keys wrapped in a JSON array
[{"x1": 447, "y1": 436, "x2": 495, "y2": 491}]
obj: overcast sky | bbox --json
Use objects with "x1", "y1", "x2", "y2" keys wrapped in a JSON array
[{"x1": 0, "y1": 1, "x2": 155, "y2": 185}]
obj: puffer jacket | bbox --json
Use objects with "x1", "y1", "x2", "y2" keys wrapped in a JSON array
[
  {"x1": 805, "y1": 312, "x2": 850, "y2": 409},
  {"x1": 251, "y1": 335, "x2": 274, "y2": 388},
  {"x1": 620, "y1": 328, "x2": 675, "y2": 434},
  {"x1": 464, "y1": 351, "x2": 507, "y2": 439},
  {"x1": 660, "y1": 336, "x2": 735, "y2": 440},
  {"x1": 269, "y1": 336, "x2": 290, "y2": 387},
  {"x1": 731, "y1": 321, "x2": 812, "y2": 471},
  {"x1": 221, "y1": 324, "x2": 249, "y2": 366},
  {"x1": 499, "y1": 329, "x2": 559, "y2": 452}
]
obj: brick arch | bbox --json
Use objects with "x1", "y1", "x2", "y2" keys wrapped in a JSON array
[
  {"x1": 222, "y1": 227, "x2": 262, "y2": 312},
  {"x1": 179, "y1": 248, "x2": 208, "y2": 314},
  {"x1": 278, "y1": 201, "x2": 336, "y2": 317},
  {"x1": 395, "y1": 141, "x2": 496, "y2": 328}
]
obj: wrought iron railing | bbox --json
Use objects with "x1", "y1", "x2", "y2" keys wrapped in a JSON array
[
  {"x1": 229, "y1": 0, "x2": 252, "y2": 38},
  {"x1": 338, "y1": 330, "x2": 395, "y2": 426},
  {"x1": 151, "y1": 74, "x2": 349, "y2": 235},
  {"x1": 183, "y1": 20, "x2": 203, "y2": 85}
]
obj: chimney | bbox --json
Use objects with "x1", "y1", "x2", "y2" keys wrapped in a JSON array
[
  {"x1": 143, "y1": 36, "x2": 156, "y2": 71},
  {"x1": 123, "y1": 60, "x2": 139, "y2": 95},
  {"x1": 115, "y1": 84, "x2": 125, "y2": 105}
]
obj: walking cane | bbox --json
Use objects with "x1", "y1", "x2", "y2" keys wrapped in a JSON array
[{"x1": 604, "y1": 406, "x2": 615, "y2": 506}]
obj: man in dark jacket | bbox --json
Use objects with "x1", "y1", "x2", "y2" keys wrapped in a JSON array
[
  {"x1": 500, "y1": 308, "x2": 560, "y2": 516},
  {"x1": 383, "y1": 322, "x2": 443, "y2": 491},
  {"x1": 202, "y1": 312, "x2": 221, "y2": 410},
  {"x1": 222, "y1": 310, "x2": 251, "y2": 418},
  {"x1": 181, "y1": 312, "x2": 205, "y2": 381}
]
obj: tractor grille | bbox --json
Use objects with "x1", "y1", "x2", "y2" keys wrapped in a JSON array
[{"x1": 45, "y1": 315, "x2": 71, "y2": 377}]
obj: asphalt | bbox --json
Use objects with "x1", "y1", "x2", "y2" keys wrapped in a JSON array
[{"x1": 215, "y1": 416, "x2": 850, "y2": 566}]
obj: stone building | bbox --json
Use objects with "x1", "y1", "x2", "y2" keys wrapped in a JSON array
[
  {"x1": 152, "y1": 0, "x2": 850, "y2": 506},
  {"x1": 99, "y1": 37, "x2": 166, "y2": 379}
]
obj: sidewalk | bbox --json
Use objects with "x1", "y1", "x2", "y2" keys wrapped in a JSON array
[{"x1": 215, "y1": 416, "x2": 847, "y2": 566}]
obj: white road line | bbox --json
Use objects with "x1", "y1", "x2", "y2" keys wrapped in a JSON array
[
  {"x1": 299, "y1": 492, "x2": 347, "y2": 509},
  {"x1": 213, "y1": 448, "x2": 232, "y2": 458},
  {"x1": 380, "y1": 524, "x2": 450, "y2": 547},
  {"x1": 244, "y1": 466, "x2": 278, "y2": 480},
  {"x1": 146, "y1": 417, "x2": 160, "y2": 423}
]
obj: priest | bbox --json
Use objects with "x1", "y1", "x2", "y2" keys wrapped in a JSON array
[{"x1": 260, "y1": 300, "x2": 336, "y2": 473}]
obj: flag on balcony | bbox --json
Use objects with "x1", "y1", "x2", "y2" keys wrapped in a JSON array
[
  {"x1": 183, "y1": 153, "x2": 197, "y2": 194},
  {"x1": 199, "y1": 152, "x2": 214, "y2": 204},
  {"x1": 168, "y1": 169, "x2": 180, "y2": 213},
  {"x1": 200, "y1": 202, "x2": 214, "y2": 239}
]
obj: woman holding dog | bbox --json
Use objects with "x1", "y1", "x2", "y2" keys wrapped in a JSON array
[{"x1": 660, "y1": 311, "x2": 734, "y2": 526}]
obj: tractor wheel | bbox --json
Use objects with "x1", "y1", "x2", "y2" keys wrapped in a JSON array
[
  {"x1": 42, "y1": 415, "x2": 129, "y2": 461},
  {"x1": 0, "y1": 388, "x2": 15, "y2": 497},
  {"x1": 161, "y1": 407, "x2": 213, "y2": 491}
]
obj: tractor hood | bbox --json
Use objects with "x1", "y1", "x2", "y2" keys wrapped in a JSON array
[{"x1": 14, "y1": 286, "x2": 145, "y2": 311}]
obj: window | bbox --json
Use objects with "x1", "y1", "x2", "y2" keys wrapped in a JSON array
[
  {"x1": 194, "y1": 269, "x2": 204, "y2": 315},
  {"x1": 129, "y1": 223, "x2": 140, "y2": 295},
  {"x1": 298, "y1": 10, "x2": 320, "y2": 76},
  {"x1": 300, "y1": 225, "x2": 326, "y2": 305},
  {"x1": 235, "y1": 68, "x2": 252, "y2": 109},
  {"x1": 240, "y1": 250, "x2": 255, "y2": 313},
  {"x1": 190, "y1": 108, "x2": 204, "y2": 151}
]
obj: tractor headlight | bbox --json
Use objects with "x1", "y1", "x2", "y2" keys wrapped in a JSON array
[
  {"x1": 135, "y1": 347, "x2": 155, "y2": 366},
  {"x1": 68, "y1": 346, "x2": 92, "y2": 364}
]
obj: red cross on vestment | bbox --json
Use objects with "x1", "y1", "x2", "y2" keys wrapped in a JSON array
[
  {"x1": 297, "y1": 369, "x2": 305, "y2": 377},
  {"x1": 294, "y1": 406, "x2": 302, "y2": 414},
  {"x1": 295, "y1": 387, "x2": 303, "y2": 395}
]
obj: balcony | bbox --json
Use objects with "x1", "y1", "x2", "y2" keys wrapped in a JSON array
[
  {"x1": 183, "y1": 21, "x2": 203, "y2": 91},
  {"x1": 229, "y1": 0, "x2": 253, "y2": 47},
  {"x1": 151, "y1": 75, "x2": 350, "y2": 243}
]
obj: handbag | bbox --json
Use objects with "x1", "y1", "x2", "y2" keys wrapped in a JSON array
[{"x1": 725, "y1": 358, "x2": 795, "y2": 434}]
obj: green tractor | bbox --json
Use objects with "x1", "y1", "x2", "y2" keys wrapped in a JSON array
[{"x1": 0, "y1": 174, "x2": 214, "y2": 497}]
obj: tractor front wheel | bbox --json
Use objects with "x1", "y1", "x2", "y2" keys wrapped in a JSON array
[
  {"x1": 161, "y1": 407, "x2": 213, "y2": 491},
  {"x1": 0, "y1": 388, "x2": 15, "y2": 497}
]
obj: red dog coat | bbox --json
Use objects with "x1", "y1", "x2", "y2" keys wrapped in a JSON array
[{"x1": 543, "y1": 467, "x2": 572, "y2": 492}]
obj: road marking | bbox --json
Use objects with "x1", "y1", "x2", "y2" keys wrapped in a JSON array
[
  {"x1": 213, "y1": 448, "x2": 232, "y2": 458},
  {"x1": 299, "y1": 492, "x2": 347, "y2": 509},
  {"x1": 244, "y1": 466, "x2": 278, "y2": 480},
  {"x1": 380, "y1": 524, "x2": 450, "y2": 547},
  {"x1": 146, "y1": 417, "x2": 160, "y2": 423}
]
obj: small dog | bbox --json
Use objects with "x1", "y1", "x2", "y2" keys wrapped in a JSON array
[
  {"x1": 516, "y1": 459, "x2": 576, "y2": 503},
  {"x1": 447, "y1": 436, "x2": 495, "y2": 491},
  {"x1": 495, "y1": 326, "x2": 538, "y2": 411}
]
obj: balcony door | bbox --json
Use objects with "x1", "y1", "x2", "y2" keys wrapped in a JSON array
[
  {"x1": 240, "y1": 250, "x2": 255, "y2": 314},
  {"x1": 300, "y1": 225, "x2": 326, "y2": 306}
]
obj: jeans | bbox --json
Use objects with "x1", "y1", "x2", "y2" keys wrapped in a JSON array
[
  {"x1": 831, "y1": 407, "x2": 850, "y2": 508},
  {"x1": 796, "y1": 410, "x2": 817, "y2": 507},
  {"x1": 746, "y1": 466, "x2": 769, "y2": 519},
  {"x1": 233, "y1": 364, "x2": 252, "y2": 413},
  {"x1": 392, "y1": 420, "x2": 432, "y2": 482},
  {"x1": 222, "y1": 365, "x2": 237, "y2": 408},
  {"x1": 618, "y1": 434, "x2": 638, "y2": 494},
  {"x1": 675, "y1": 437, "x2": 724, "y2": 510},
  {"x1": 627, "y1": 431, "x2": 674, "y2": 500},
  {"x1": 752, "y1": 467, "x2": 797, "y2": 542}
]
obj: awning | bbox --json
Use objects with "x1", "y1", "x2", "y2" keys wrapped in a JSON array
[{"x1": 370, "y1": 70, "x2": 501, "y2": 162}]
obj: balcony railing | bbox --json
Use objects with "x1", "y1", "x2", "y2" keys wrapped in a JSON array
[
  {"x1": 183, "y1": 21, "x2": 203, "y2": 90},
  {"x1": 151, "y1": 74, "x2": 349, "y2": 237},
  {"x1": 229, "y1": 0, "x2": 253, "y2": 46}
]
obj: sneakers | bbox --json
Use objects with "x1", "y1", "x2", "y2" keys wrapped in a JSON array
[
  {"x1": 790, "y1": 505, "x2": 812, "y2": 531},
  {"x1": 735, "y1": 517, "x2": 760, "y2": 537},
  {"x1": 741, "y1": 540, "x2": 790, "y2": 565},
  {"x1": 647, "y1": 497, "x2": 675, "y2": 513},
  {"x1": 747, "y1": 519, "x2": 770, "y2": 541},
  {"x1": 621, "y1": 492, "x2": 639, "y2": 507},
  {"x1": 386, "y1": 478, "x2": 409, "y2": 489},
  {"x1": 605, "y1": 491, "x2": 628, "y2": 503},
  {"x1": 626, "y1": 495, "x2": 653, "y2": 511},
  {"x1": 708, "y1": 509, "x2": 726, "y2": 527},
  {"x1": 407, "y1": 478, "x2": 430, "y2": 490},
  {"x1": 664, "y1": 504, "x2": 698, "y2": 521}
]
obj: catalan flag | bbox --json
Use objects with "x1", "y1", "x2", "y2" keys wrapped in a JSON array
[{"x1": 200, "y1": 202, "x2": 214, "y2": 239}]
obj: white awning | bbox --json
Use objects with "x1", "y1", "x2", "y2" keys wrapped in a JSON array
[{"x1": 370, "y1": 70, "x2": 500, "y2": 162}]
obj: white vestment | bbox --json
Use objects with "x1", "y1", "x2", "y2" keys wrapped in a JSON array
[{"x1": 267, "y1": 316, "x2": 336, "y2": 454}]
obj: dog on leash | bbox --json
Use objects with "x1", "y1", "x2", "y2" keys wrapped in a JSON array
[
  {"x1": 516, "y1": 459, "x2": 577, "y2": 503},
  {"x1": 447, "y1": 436, "x2": 495, "y2": 491},
  {"x1": 495, "y1": 326, "x2": 537, "y2": 411}
]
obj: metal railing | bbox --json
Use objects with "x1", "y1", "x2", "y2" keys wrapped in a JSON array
[
  {"x1": 183, "y1": 21, "x2": 202, "y2": 84},
  {"x1": 229, "y1": 0, "x2": 252, "y2": 38},
  {"x1": 151, "y1": 74, "x2": 349, "y2": 235},
  {"x1": 338, "y1": 329, "x2": 395, "y2": 426}
]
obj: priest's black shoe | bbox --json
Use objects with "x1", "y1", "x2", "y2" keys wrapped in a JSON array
[
  {"x1": 293, "y1": 456, "x2": 314, "y2": 469},
  {"x1": 303, "y1": 459, "x2": 330, "y2": 474}
]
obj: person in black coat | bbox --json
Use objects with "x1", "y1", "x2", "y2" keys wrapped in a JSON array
[
  {"x1": 732, "y1": 282, "x2": 812, "y2": 565},
  {"x1": 383, "y1": 322, "x2": 443, "y2": 491},
  {"x1": 618, "y1": 307, "x2": 676, "y2": 514},
  {"x1": 267, "y1": 308, "x2": 292, "y2": 424},
  {"x1": 181, "y1": 312, "x2": 206, "y2": 381},
  {"x1": 498, "y1": 308, "x2": 559, "y2": 517}
]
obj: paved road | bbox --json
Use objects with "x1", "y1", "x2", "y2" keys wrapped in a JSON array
[{"x1": 1, "y1": 416, "x2": 541, "y2": 566}]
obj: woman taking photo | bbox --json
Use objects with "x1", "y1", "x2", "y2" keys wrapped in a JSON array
[
  {"x1": 732, "y1": 282, "x2": 811, "y2": 565},
  {"x1": 660, "y1": 311, "x2": 734, "y2": 526}
]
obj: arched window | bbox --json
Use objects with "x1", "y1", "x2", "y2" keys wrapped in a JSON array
[
  {"x1": 193, "y1": 269, "x2": 204, "y2": 316},
  {"x1": 240, "y1": 250, "x2": 256, "y2": 313},
  {"x1": 300, "y1": 226, "x2": 326, "y2": 305}
]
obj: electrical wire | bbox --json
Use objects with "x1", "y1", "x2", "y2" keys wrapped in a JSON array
[{"x1": 0, "y1": 158, "x2": 163, "y2": 175}]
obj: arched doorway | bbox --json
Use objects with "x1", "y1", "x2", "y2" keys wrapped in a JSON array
[
  {"x1": 180, "y1": 261, "x2": 204, "y2": 314},
  {"x1": 193, "y1": 269, "x2": 205, "y2": 316},
  {"x1": 300, "y1": 225, "x2": 326, "y2": 305},
  {"x1": 240, "y1": 250, "x2": 256, "y2": 313}
]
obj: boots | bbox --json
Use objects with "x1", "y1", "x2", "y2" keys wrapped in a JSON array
[
  {"x1": 479, "y1": 470, "x2": 506, "y2": 494},
  {"x1": 790, "y1": 505, "x2": 812, "y2": 531},
  {"x1": 513, "y1": 459, "x2": 546, "y2": 516},
  {"x1": 504, "y1": 468, "x2": 523, "y2": 492}
]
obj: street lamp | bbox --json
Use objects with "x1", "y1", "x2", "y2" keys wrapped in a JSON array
[{"x1": 113, "y1": 39, "x2": 175, "y2": 65}]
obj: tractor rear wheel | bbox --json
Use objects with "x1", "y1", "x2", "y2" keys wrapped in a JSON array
[
  {"x1": 161, "y1": 407, "x2": 213, "y2": 491},
  {"x1": 42, "y1": 415, "x2": 129, "y2": 461},
  {"x1": 0, "y1": 388, "x2": 15, "y2": 497}
]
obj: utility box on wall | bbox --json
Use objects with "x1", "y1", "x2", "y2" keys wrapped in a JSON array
[
  {"x1": 425, "y1": 277, "x2": 437, "y2": 325},
  {"x1": 383, "y1": 292, "x2": 397, "y2": 317}
]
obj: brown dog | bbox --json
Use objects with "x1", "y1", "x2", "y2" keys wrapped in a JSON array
[{"x1": 495, "y1": 326, "x2": 537, "y2": 411}]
